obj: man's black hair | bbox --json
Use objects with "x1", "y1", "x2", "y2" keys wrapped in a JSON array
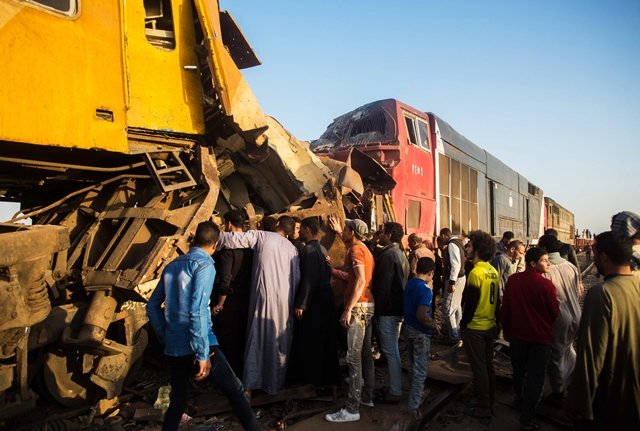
[
  {"x1": 384, "y1": 222, "x2": 405, "y2": 243},
  {"x1": 223, "y1": 209, "x2": 247, "y2": 228},
  {"x1": 502, "y1": 231, "x2": 515, "y2": 240},
  {"x1": 537, "y1": 234, "x2": 562, "y2": 253},
  {"x1": 544, "y1": 228, "x2": 559, "y2": 237},
  {"x1": 261, "y1": 215, "x2": 278, "y2": 232},
  {"x1": 594, "y1": 231, "x2": 632, "y2": 266},
  {"x1": 508, "y1": 239, "x2": 524, "y2": 250},
  {"x1": 525, "y1": 247, "x2": 547, "y2": 265},
  {"x1": 416, "y1": 257, "x2": 436, "y2": 275},
  {"x1": 193, "y1": 221, "x2": 220, "y2": 247},
  {"x1": 277, "y1": 215, "x2": 296, "y2": 237},
  {"x1": 468, "y1": 230, "x2": 496, "y2": 262},
  {"x1": 301, "y1": 217, "x2": 320, "y2": 236},
  {"x1": 439, "y1": 227, "x2": 452, "y2": 237}
]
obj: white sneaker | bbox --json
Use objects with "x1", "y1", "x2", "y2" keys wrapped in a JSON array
[
  {"x1": 325, "y1": 408, "x2": 360, "y2": 422},
  {"x1": 361, "y1": 400, "x2": 374, "y2": 407}
]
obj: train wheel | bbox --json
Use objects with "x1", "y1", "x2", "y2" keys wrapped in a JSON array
[{"x1": 41, "y1": 349, "x2": 101, "y2": 407}]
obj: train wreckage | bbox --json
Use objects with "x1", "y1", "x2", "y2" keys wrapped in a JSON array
[{"x1": 0, "y1": 0, "x2": 394, "y2": 419}]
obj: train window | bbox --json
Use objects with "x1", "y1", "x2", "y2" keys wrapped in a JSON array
[
  {"x1": 404, "y1": 116, "x2": 418, "y2": 147},
  {"x1": 417, "y1": 119, "x2": 430, "y2": 151},
  {"x1": 470, "y1": 169, "x2": 478, "y2": 203},
  {"x1": 461, "y1": 165, "x2": 470, "y2": 202},
  {"x1": 406, "y1": 199, "x2": 421, "y2": 229},
  {"x1": 439, "y1": 154, "x2": 450, "y2": 195},
  {"x1": 144, "y1": 0, "x2": 176, "y2": 49},
  {"x1": 471, "y1": 201, "x2": 479, "y2": 230},
  {"x1": 461, "y1": 201, "x2": 469, "y2": 235},
  {"x1": 451, "y1": 197, "x2": 461, "y2": 234},
  {"x1": 28, "y1": 0, "x2": 77, "y2": 16},
  {"x1": 451, "y1": 160, "x2": 461, "y2": 199},
  {"x1": 440, "y1": 196, "x2": 450, "y2": 230}
]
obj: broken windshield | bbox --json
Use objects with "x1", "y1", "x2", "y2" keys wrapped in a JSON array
[{"x1": 312, "y1": 104, "x2": 397, "y2": 152}]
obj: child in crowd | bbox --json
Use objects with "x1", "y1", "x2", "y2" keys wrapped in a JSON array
[{"x1": 402, "y1": 257, "x2": 437, "y2": 418}]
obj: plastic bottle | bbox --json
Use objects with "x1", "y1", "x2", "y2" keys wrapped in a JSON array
[{"x1": 154, "y1": 384, "x2": 171, "y2": 413}]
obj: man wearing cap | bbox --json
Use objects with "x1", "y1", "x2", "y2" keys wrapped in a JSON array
[
  {"x1": 545, "y1": 228, "x2": 580, "y2": 273},
  {"x1": 326, "y1": 216, "x2": 375, "y2": 423},
  {"x1": 610, "y1": 210, "x2": 640, "y2": 273}
]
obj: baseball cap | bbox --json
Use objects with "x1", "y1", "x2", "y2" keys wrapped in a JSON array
[{"x1": 345, "y1": 219, "x2": 368, "y2": 240}]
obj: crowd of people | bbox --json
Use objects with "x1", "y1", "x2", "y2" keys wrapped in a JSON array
[{"x1": 146, "y1": 209, "x2": 640, "y2": 431}]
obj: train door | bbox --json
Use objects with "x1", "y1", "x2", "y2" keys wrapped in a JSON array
[{"x1": 123, "y1": 0, "x2": 205, "y2": 133}]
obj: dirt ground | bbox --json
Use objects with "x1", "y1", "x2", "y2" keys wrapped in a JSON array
[
  {"x1": 286, "y1": 344, "x2": 572, "y2": 431},
  {"x1": 6, "y1": 255, "x2": 594, "y2": 431}
]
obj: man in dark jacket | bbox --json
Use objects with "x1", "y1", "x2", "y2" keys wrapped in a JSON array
[
  {"x1": 371, "y1": 222, "x2": 409, "y2": 403},
  {"x1": 290, "y1": 217, "x2": 339, "y2": 387},
  {"x1": 211, "y1": 209, "x2": 253, "y2": 377}
]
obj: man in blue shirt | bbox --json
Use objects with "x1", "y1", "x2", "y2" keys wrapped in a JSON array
[
  {"x1": 403, "y1": 257, "x2": 436, "y2": 418},
  {"x1": 146, "y1": 221, "x2": 261, "y2": 431}
]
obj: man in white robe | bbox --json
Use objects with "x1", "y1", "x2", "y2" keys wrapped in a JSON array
[
  {"x1": 217, "y1": 216, "x2": 300, "y2": 394},
  {"x1": 538, "y1": 234, "x2": 581, "y2": 407}
]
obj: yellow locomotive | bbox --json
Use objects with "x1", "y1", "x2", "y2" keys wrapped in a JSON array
[{"x1": 0, "y1": 0, "x2": 346, "y2": 419}]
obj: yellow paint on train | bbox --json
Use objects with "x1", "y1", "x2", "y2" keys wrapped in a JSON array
[
  {"x1": 0, "y1": 1, "x2": 128, "y2": 152},
  {"x1": 0, "y1": 0, "x2": 266, "y2": 154}
]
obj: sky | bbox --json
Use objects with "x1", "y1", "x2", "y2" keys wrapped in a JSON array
[
  {"x1": 220, "y1": 0, "x2": 640, "y2": 235},
  {"x1": 2, "y1": 1, "x2": 638, "y2": 235}
]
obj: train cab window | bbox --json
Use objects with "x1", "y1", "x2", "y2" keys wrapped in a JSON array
[
  {"x1": 144, "y1": 0, "x2": 176, "y2": 49},
  {"x1": 348, "y1": 110, "x2": 389, "y2": 144},
  {"x1": 404, "y1": 116, "x2": 418, "y2": 147},
  {"x1": 417, "y1": 119, "x2": 430, "y2": 151},
  {"x1": 404, "y1": 114, "x2": 431, "y2": 151},
  {"x1": 406, "y1": 199, "x2": 421, "y2": 229},
  {"x1": 28, "y1": 0, "x2": 77, "y2": 15}
]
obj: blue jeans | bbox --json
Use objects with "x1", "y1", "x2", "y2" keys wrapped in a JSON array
[
  {"x1": 376, "y1": 315, "x2": 404, "y2": 396},
  {"x1": 345, "y1": 303, "x2": 375, "y2": 413},
  {"x1": 510, "y1": 340, "x2": 551, "y2": 426},
  {"x1": 442, "y1": 276, "x2": 466, "y2": 342},
  {"x1": 403, "y1": 324, "x2": 431, "y2": 411},
  {"x1": 164, "y1": 347, "x2": 261, "y2": 431}
]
